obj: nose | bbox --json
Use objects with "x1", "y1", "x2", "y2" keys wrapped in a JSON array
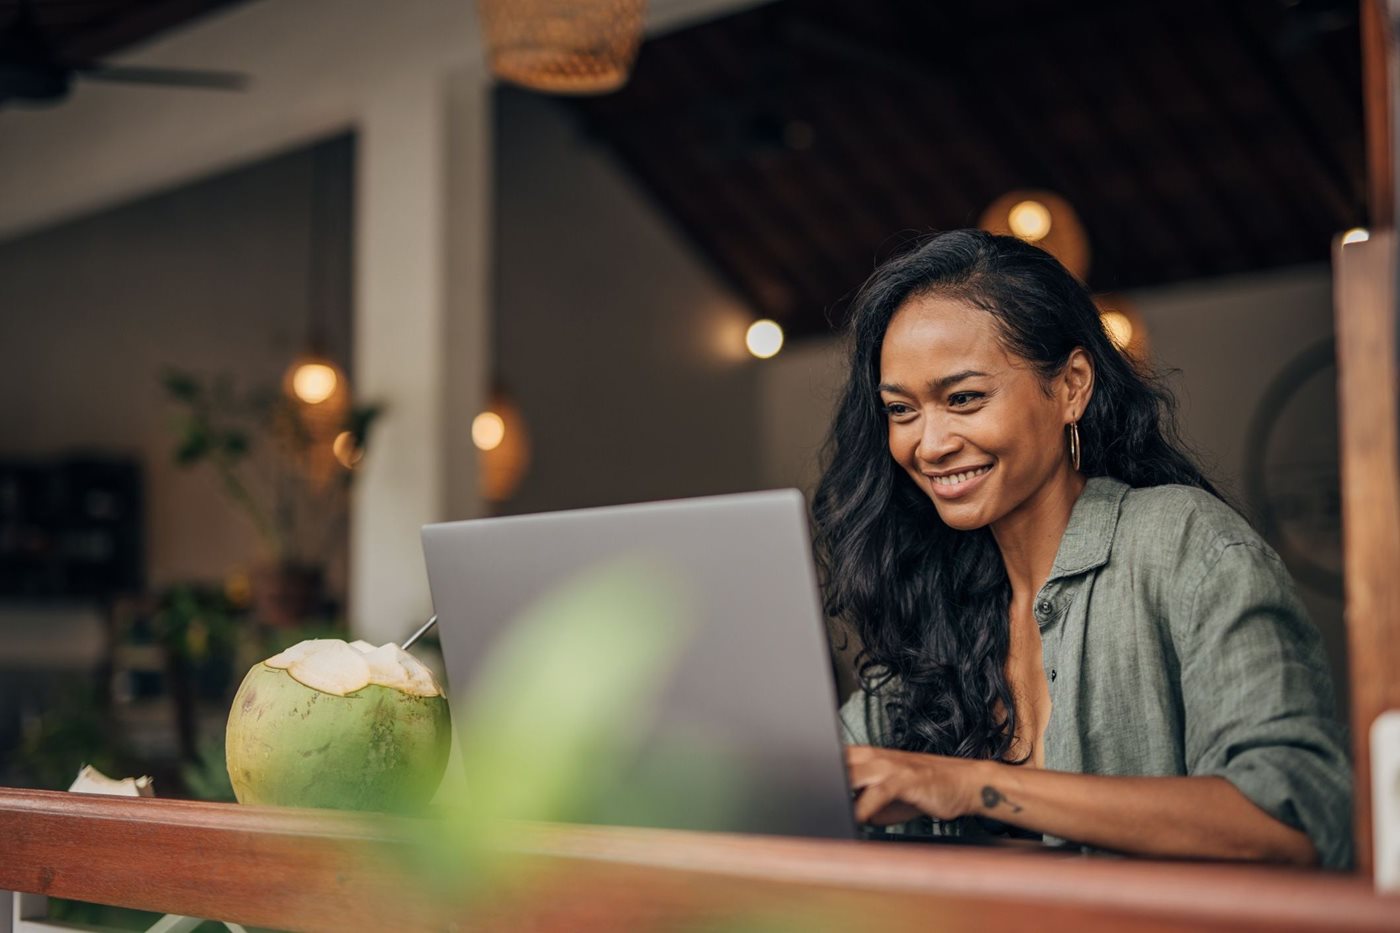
[{"x1": 916, "y1": 411, "x2": 962, "y2": 465}]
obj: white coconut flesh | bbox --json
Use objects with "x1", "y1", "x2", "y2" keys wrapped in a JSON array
[{"x1": 263, "y1": 638, "x2": 444, "y2": 698}]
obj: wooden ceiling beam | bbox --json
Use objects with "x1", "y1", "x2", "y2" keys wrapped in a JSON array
[{"x1": 1219, "y1": 0, "x2": 1363, "y2": 225}]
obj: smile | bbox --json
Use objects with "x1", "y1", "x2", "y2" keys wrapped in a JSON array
[
  {"x1": 925, "y1": 464, "x2": 994, "y2": 501},
  {"x1": 929, "y1": 465, "x2": 992, "y2": 487}
]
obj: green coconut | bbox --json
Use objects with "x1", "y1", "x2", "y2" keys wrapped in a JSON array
[{"x1": 226, "y1": 638, "x2": 451, "y2": 813}]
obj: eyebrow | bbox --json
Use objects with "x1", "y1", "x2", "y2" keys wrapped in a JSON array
[{"x1": 878, "y1": 370, "x2": 990, "y2": 395}]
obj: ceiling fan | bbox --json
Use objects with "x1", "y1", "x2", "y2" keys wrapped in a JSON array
[{"x1": 0, "y1": 0, "x2": 248, "y2": 107}]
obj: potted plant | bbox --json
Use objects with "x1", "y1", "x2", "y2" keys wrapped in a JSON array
[{"x1": 161, "y1": 369, "x2": 381, "y2": 626}]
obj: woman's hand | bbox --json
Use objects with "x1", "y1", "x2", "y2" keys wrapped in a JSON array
[
  {"x1": 845, "y1": 745, "x2": 988, "y2": 825},
  {"x1": 847, "y1": 748, "x2": 1319, "y2": 864}
]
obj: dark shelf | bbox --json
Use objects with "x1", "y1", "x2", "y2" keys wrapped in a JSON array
[{"x1": 0, "y1": 458, "x2": 143, "y2": 600}]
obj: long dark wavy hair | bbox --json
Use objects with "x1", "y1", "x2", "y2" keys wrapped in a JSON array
[{"x1": 812, "y1": 229, "x2": 1220, "y2": 762}]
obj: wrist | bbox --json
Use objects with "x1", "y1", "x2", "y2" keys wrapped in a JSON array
[{"x1": 963, "y1": 758, "x2": 1003, "y2": 817}]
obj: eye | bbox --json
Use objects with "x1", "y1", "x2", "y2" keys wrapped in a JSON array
[
  {"x1": 882, "y1": 402, "x2": 914, "y2": 418},
  {"x1": 948, "y1": 391, "x2": 984, "y2": 408}
]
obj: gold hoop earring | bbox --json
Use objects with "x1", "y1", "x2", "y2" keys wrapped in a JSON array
[{"x1": 1068, "y1": 421, "x2": 1081, "y2": 472}]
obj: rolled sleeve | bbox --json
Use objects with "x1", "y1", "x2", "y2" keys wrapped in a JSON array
[
  {"x1": 838, "y1": 684, "x2": 887, "y2": 746},
  {"x1": 1179, "y1": 539, "x2": 1353, "y2": 869}
]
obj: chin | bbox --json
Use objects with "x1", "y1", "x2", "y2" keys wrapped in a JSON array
[
  {"x1": 937, "y1": 511, "x2": 991, "y2": 532},
  {"x1": 930, "y1": 501, "x2": 994, "y2": 532}
]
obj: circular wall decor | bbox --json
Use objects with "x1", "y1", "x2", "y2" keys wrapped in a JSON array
[{"x1": 1242, "y1": 339, "x2": 1342, "y2": 598}]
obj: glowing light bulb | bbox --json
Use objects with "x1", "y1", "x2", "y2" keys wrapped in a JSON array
[
  {"x1": 746, "y1": 319, "x2": 784, "y2": 359},
  {"x1": 1341, "y1": 227, "x2": 1370, "y2": 245},
  {"x1": 1101, "y1": 310, "x2": 1134, "y2": 350},
  {"x1": 332, "y1": 431, "x2": 363, "y2": 468},
  {"x1": 472, "y1": 411, "x2": 506, "y2": 451},
  {"x1": 1008, "y1": 200, "x2": 1052, "y2": 242},
  {"x1": 291, "y1": 363, "x2": 338, "y2": 404}
]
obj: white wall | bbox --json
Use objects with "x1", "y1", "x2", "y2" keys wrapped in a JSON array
[
  {"x1": 494, "y1": 89, "x2": 764, "y2": 513},
  {"x1": 0, "y1": 138, "x2": 353, "y2": 589}
]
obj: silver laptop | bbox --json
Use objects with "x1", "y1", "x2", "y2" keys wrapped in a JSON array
[{"x1": 421, "y1": 488, "x2": 858, "y2": 839}]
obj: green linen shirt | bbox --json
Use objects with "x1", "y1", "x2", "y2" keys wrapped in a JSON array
[{"x1": 838, "y1": 476, "x2": 1353, "y2": 869}]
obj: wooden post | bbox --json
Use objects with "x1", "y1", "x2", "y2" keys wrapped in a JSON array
[
  {"x1": 1363, "y1": 0, "x2": 1395, "y2": 227},
  {"x1": 1342, "y1": 0, "x2": 1400, "y2": 879},
  {"x1": 1334, "y1": 229, "x2": 1400, "y2": 878}
]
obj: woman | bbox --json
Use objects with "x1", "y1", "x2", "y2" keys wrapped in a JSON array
[{"x1": 812, "y1": 229, "x2": 1351, "y2": 868}]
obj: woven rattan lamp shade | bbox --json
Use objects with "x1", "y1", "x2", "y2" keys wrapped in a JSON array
[{"x1": 477, "y1": 0, "x2": 647, "y2": 94}]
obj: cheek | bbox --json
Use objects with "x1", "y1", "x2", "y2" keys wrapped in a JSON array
[
  {"x1": 1000, "y1": 411, "x2": 1059, "y2": 474},
  {"x1": 887, "y1": 423, "x2": 916, "y2": 465}
]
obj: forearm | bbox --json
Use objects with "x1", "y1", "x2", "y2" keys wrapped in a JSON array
[{"x1": 969, "y1": 762, "x2": 1318, "y2": 866}]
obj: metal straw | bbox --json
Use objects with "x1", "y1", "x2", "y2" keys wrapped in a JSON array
[{"x1": 400, "y1": 614, "x2": 438, "y2": 652}]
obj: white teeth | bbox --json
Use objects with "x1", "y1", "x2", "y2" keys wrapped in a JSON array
[{"x1": 932, "y1": 466, "x2": 991, "y2": 486}]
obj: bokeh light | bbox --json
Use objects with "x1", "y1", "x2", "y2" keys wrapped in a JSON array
[
  {"x1": 472, "y1": 411, "x2": 506, "y2": 451},
  {"x1": 1008, "y1": 200, "x2": 1052, "y2": 241},
  {"x1": 745, "y1": 319, "x2": 784, "y2": 359},
  {"x1": 290, "y1": 362, "x2": 338, "y2": 405}
]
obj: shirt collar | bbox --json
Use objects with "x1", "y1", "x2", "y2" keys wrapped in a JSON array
[{"x1": 1047, "y1": 475, "x2": 1130, "y2": 582}]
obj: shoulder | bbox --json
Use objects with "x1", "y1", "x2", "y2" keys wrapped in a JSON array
[
  {"x1": 1106, "y1": 483, "x2": 1303, "y2": 637},
  {"x1": 1112, "y1": 483, "x2": 1275, "y2": 569}
]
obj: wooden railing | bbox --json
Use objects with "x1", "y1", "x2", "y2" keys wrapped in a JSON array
[{"x1": 1, "y1": 788, "x2": 1397, "y2": 932}]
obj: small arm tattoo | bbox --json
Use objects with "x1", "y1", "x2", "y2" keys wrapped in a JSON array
[{"x1": 981, "y1": 785, "x2": 1023, "y2": 813}]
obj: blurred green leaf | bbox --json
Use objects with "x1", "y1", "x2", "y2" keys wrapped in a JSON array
[
  {"x1": 408, "y1": 558, "x2": 695, "y2": 893},
  {"x1": 173, "y1": 425, "x2": 210, "y2": 465},
  {"x1": 161, "y1": 369, "x2": 201, "y2": 402},
  {"x1": 15, "y1": 683, "x2": 131, "y2": 791},
  {"x1": 181, "y1": 735, "x2": 236, "y2": 803},
  {"x1": 346, "y1": 403, "x2": 384, "y2": 441},
  {"x1": 221, "y1": 430, "x2": 250, "y2": 459}
]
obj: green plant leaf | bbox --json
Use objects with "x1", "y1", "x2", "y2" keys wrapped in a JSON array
[
  {"x1": 221, "y1": 430, "x2": 250, "y2": 458},
  {"x1": 407, "y1": 558, "x2": 697, "y2": 895},
  {"x1": 174, "y1": 428, "x2": 211, "y2": 465},
  {"x1": 161, "y1": 370, "x2": 201, "y2": 402}
]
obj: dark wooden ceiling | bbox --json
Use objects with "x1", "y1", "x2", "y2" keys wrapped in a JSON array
[
  {"x1": 0, "y1": 0, "x2": 247, "y2": 65},
  {"x1": 575, "y1": 0, "x2": 1367, "y2": 340}
]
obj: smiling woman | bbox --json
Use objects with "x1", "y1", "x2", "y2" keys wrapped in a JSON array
[{"x1": 812, "y1": 230, "x2": 1352, "y2": 869}]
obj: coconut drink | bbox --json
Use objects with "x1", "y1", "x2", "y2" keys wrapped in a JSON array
[{"x1": 225, "y1": 638, "x2": 451, "y2": 812}]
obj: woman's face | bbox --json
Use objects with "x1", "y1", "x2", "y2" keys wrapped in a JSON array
[{"x1": 878, "y1": 293, "x2": 1084, "y2": 532}]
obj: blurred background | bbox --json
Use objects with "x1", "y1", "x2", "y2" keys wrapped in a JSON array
[{"x1": 0, "y1": 0, "x2": 1364, "y2": 800}]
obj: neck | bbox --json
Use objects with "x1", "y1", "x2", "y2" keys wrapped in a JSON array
[{"x1": 990, "y1": 468, "x2": 1087, "y2": 602}]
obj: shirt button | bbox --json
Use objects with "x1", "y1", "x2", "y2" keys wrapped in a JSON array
[
  {"x1": 1035, "y1": 599, "x2": 1053, "y2": 617},
  {"x1": 1050, "y1": 669, "x2": 1057, "y2": 681}
]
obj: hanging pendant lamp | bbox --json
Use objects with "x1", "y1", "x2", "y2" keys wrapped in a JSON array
[
  {"x1": 979, "y1": 189, "x2": 1091, "y2": 281},
  {"x1": 284, "y1": 143, "x2": 351, "y2": 487},
  {"x1": 476, "y1": 0, "x2": 647, "y2": 94}
]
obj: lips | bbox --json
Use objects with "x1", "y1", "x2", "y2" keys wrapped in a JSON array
[
  {"x1": 924, "y1": 464, "x2": 993, "y2": 500},
  {"x1": 928, "y1": 465, "x2": 992, "y2": 487}
]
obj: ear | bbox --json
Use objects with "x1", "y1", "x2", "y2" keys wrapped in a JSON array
[{"x1": 1061, "y1": 347, "x2": 1094, "y2": 422}]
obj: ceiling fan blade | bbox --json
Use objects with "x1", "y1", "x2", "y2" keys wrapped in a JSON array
[{"x1": 76, "y1": 64, "x2": 248, "y2": 91}]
